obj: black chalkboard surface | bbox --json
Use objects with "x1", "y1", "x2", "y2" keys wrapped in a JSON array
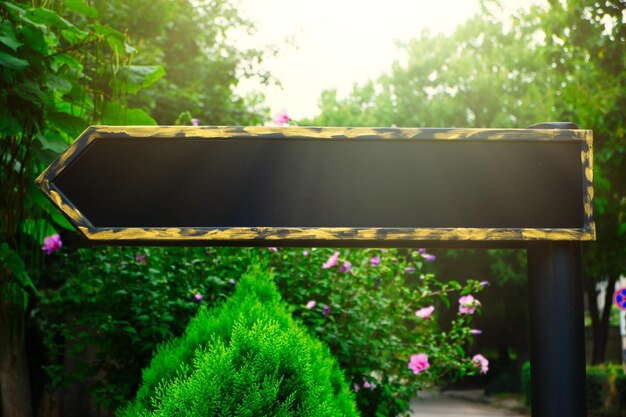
[{"x1": 37, "y1": 126, "x2": 594, "y2": 245}]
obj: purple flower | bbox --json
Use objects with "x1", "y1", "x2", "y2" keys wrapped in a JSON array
[
  {"x1": 363, "y1": 381, "x2": 372, "y2": 388},
  {"x1": 415, "y1": 306, "x2": 435, "y2": 319},
  {"x1": 459, "y1": 295, "x2": 480, "y2": 315},
  {"x1": 370, "y1": 256, "x2": 381, "y2": 266},
  {"x1": 322, "y1": 251, "x2": 340, "y2": 269},
  {"x1": 306, "y1": 300, "x2": 316, "y2": 309},
  {"x1": 268, "y1": 247, "x2": 278, "y2": 252},
  {"x1": 339, "y1": 260, "x2": 352, "y2": 273},
  {"x1": 228, "y1": 279, "x2": 236, "y2": 285},
  {"x1": 353, "y1": 383, "x2": 360, "y2": 392},
  {"x1": 479, "y1": 281, "x2": 490, "y2": 286},
  {"x1": 472, "y1": 354, "x2": 489, "y2": 374},
  {"x1": 191, "y1": 118, "x2": 200, "y2": 126},
  {"x1": 194, "y1": 293, "x2": 203, "y2": 302},
  {"x1": 322, "y1": 305, "x2": 330, "y2": 316},
  {"x1": 273, "y1": 109, "x2": 290, "y2": 126},
  {"x1": 41, "y1": 234, "x2": 62, "y2": 255},
  {"x1": 135, "y1": 254, "x2": 147, "y2": 265},
  {"x1": 408, "y1": 353, "x2": 430, "y2": 375},
  {"x1": 470, "y1": 329, "x2": 483, "y2": 335},
  {"x1": 120, "y1": 261, "x2": 127, "y2": 267},
  {"x1": 405, "y1": 266, "x2": 416, "y2": 273},
  {"x1": 418, "y1": 248, "x2": 436, "y2": 262}
]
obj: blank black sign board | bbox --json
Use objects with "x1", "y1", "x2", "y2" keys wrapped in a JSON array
[{"x1": 37, "y1": 126, "x2": 594, "y2": 245}]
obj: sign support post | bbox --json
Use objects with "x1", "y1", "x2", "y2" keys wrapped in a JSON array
[{"x1": 528, "y1": 242, "x2": 586, "y2": 417}]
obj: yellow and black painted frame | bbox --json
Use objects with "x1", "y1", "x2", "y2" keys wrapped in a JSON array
[{"x1": 36, "y1": 125, "x2": 595, "y2": 246}]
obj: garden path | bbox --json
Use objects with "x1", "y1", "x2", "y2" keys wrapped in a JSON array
[{"x1": 411, "y1": 391, "x2": 530, "y2": 417}]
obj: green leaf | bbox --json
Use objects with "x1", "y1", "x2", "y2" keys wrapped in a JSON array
[
  {"x1": 46, "y1": 74, "x2": 73, "y2": 92},
  {"x1": 92, "y1": 24, "x2": 126, "y2": 55},
  {"x1": 28, "y1": 8, "x2": 74, "y2": 30},
  {"x1": 0, "y1": 23, "x2": 22, "y2": 51},
  {"x1": 0, "y1": 51, "x2": 29, "y2": 69},
  {"x1": 20, "y1": 25, "x2": 48, "y2": 55},
  {"x1": 0, "y1": 243, "x2": 36, "y2": 292},
  {"x1": 15, "y1": 80, "x2": 46, "y2": 103},
  {"x1": 35, "y1": 132, "x2": 67, "y2": 154},
  {"x1": 47, "y1": 111, "x2": 87, "y2": 136},
  {"x1": 126, "y1": 65, "x2": 165, "y2": 94},
  {"x1": 0, "y1": 1, "x2": 27, "y2": 18},
  {"x1": 102, "y1": 102, "x2": 156, "y2": 125},
  {"x1": 0, "y1": 107, "x2": 22, "y2": 136},
  {"x1": 64, "y1": 0, "x2": 98, "y2": 18}
]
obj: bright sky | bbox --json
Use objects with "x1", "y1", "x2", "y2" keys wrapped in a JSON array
[{"x1": 234, "y1": 0, "x2": 544, "y2": 121}]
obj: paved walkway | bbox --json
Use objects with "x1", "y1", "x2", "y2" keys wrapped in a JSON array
[{"x1": 411, "y1": 391, "x2": 530, "y2": 417}]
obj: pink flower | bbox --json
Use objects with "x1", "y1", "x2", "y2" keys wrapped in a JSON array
[
  {"x1": 268, "y1": 247, "x2": 278, "y2": 252},
  {"x1": 353, "y1": 383, "x2": 360, "y2": 392},
  {"x1": 191, "y1": 118, "x2": 200, "y2": 126},
  {"x1": 194, "y1": 293, "x2": 203, "y2": 302},
  {"x1": 322, "y1": 251, "x2": 340, "y2": 269},
  {"x1": 322, "y1": 305, "x2": 331, "y2": 316},
  {"x1": 370, "y1": 256, "x2": 381, "y2": 266},
  {"x1": 363, "y1": 381, "x2": 372, "y2": 388},
  {"x1": 41, "y1": 234, "x2": 62, "y2": 255},
  {"x1": 415, "y1": 306, "x2": 435, "y2": 319},
  {"x1": 340, "y1": 260, "x2": 352, "y2": 273},
  {"x1": 306, "y1": 300, "x2": 316, "y2": 309},
  {"x1": 408, "y1": 353, "x2": 430, "y2": 375},
  {"x1": 418, "y1": 248, "x2": 436, "y2": 262},
  {"x1": 472, "y1": 354, "x2": 489, "y2": 374},
  {"x1": 273, "y1": 109, "x2": 290, "y2": 126},
  {"x1": 479, "y1": 281, "x2": 490, "y2": 286},
  {"x1": 135, "y1": 254, "x2": 147, "y2": 265},
  {"x1": 303, "y1": 250, "x2": 309, "y2": 257},
  {"x1": 459, "y1": 294, "x2": 480, "y2": 315},
  {"x1": 470, "y1": 329, "x2": 483, "y2": 335}
]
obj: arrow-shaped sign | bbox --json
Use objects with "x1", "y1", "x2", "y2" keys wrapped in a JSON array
[{"x1": 37, "y1": 125, "x2": 594, "y2": 245}]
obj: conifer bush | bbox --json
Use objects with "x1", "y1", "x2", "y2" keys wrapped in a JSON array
[{"x1": 119, "y1": 266, "x2": 358, "y2": 417}]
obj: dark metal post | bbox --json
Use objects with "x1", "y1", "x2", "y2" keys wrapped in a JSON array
[{"x1": 528, "y1": 242, "x2": 587, "y2": 417}]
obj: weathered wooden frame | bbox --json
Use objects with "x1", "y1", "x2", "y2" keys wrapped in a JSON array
[{"x1": 36, "y1": 125, "x2": 594, "y2": 245}]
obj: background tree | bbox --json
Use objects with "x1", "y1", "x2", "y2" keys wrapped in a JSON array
[
  {"x1": 1, "y1": 0, "x2": 271, "y2": 415},
  {"x1": 92, "y1": 0, "x2": 271, "y2": 125},
  {"x1": 306, "y1": 0, "x2": 625, "y2": 367},
  {"x1": 534, "y1": 0, "x2": 625, "y2": 364},
  {"x1": 0, "y1": 1, "x2": 155, "y2": 415}
]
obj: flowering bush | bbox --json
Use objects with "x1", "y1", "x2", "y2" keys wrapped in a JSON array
[
  {"x1": 37, "y1": 246, "x2": 251, "y2": 408},
  {"x1": 39, "y1": 245, "x2": 487, "y2": 414},
  {"x1": 268, "y1": 247, "x2": 488, "y2": 416}
]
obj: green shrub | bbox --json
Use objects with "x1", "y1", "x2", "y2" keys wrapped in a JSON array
[
  {"x1": 38, "y1": 246, "x2": 249, "y2": 408},
  {"x1": 522, "y1": 361, "x2": 626, "y2": 416},
  {"x1": 586, "y1": 367, "x2": 608, "y2": 411},
  {"x1": 119, "y1": 265, "x2": 358, "y2": 417}
]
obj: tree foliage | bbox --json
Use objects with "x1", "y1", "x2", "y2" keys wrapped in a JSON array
[
  {"x1": 92, "y1": 0, "x2": 270, "y2": 125},
  {"x1": 1, "y1": 0, "x2": 271, "y2": 415},
  {"x1": 306, "y1": 0, "x2": 625, "y2": 364}
]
